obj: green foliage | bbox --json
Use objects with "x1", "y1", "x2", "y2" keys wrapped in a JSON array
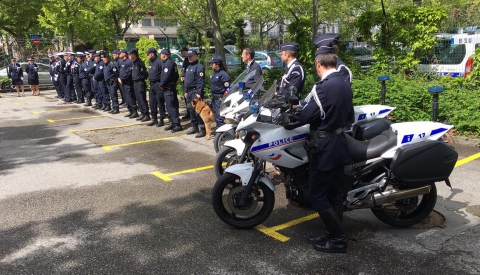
[
  {"x1": 285, "y1": 17, "x2": 315, "y2": 74},
  {"x1": 135, "y1": 37, "x2": 160, "y2": 67},
  {"x1": 461, "y1": 46, "x2": 480, "y2": 89},
  {"x1": 352, "y1": 71, "x2": 480, "y2": 136},
  {"x1": 117, "y1": 40, "x2": 127, "y2": 50}
]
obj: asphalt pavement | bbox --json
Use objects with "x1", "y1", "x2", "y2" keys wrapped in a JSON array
[{"x1": 1, "y1": 90, "x2": 480, "y2": 275}]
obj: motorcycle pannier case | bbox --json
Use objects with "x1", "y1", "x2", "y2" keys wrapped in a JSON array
[
  {"x1": 390, "y1": 140, "x2": 458, "y2": 187},
  {"x1": 352, "y1": 118, "x2": 392, "y2": 140}
]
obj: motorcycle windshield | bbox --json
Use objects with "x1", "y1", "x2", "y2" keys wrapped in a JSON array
[
  {"x1": 222, "y1": 70, "x2": 257, "y2": 99},
  {"x1": 257, "y1": 81, "x2": 278, "y2": 107},
  {"x1": 219, "y1": 73, "x2": 264, "y2": 112}
]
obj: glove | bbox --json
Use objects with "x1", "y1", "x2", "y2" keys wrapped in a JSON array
[
  {"x1": 21, "y1": 77, "x2": 23, "y2": 81},
  {"x1": 9, "y1": 78, "x2": 12, "y2": 82}
]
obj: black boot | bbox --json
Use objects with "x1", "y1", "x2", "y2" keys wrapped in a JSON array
[
  {"x1": 84, "y1": 99, "x2": 92, "y2": 107},
  {"x1": 171, "y1": 124, "x2": 183, "y2": 133},
  {"x1": 141, "y1": 114, "x2": 151, "y2": 122},
  {"x1": 100, "y1": 104, "x2": 107, "y2": 111},
  {"x1": 147, "y1": 119, "x2": 158, "y2": 126},
  {"x1": 136, "y1": 113, "x2": 145, "y2": 121},
  {"x1": 104, "y1": 105, "x2": 112, "y2": 112},
  {"x1": 186, "y1": 126, "x2": 199, "y2": 135},
  {"x1": 111, "y1": 108, "x2": 119, "y2": 114},
  {"x1": 157, "y1": 119, "x2": 165, "y2": 127},
  {"x1": 124, "y1": 110, "x2": 133, "y2": 117},
  {"x1": 165, "y1": 123, "x2": 174, "y2": 131},
  {"x1": 312, "y1": 208, "x2": 347, "y2": 253},
  {"x1": 307, "y1": 204, "x2": 344, "y2": 245},
  {"x1": 94, "y1": 104, "x2": 102, "y2": 109},
  {"x1": 195, "y1": 129, "x2": 206, "y2": 138},
  {"x1": 129, "y1": 110, "x2": 139, "y2": 119},
  {"x1": 181, "y1": 112, "x2": 190, "y2": 120}
]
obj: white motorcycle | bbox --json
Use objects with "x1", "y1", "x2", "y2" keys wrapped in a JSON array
[{"x1": 211, "y1": 84, "x2": 458, "y2": 229}]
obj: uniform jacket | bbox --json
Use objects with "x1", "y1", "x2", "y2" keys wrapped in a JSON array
[
  {"x1": 184, "y1": 60, "x2": 205, "y2": 96},
  {"x1": 93, "y1": 60, "x2": 105, "y2": 81},
  {"x1": 103, "y1": 61, "x2": 118, "y2": 81},
  {"x1": 131, "y1": 59, "x2": 148, "y2": 81},
  {"x1": 210, "y1": 69, "x2": 230, "y2": 95},
  {"x1": 245, "y1": 60, "x2": 262, "y2": 89},
  {"x1": 8, "y1": 63, "x2": 23, "y2": 80},
  {"x1": 279, "y1": 59, "x2": 305, "y2": 99},
  {"x1": 119, "y1": 58, "x2": 133, "y2": 81},
  {"x1": 148, "y1": 56, "x2": 163, "y2": 82},
  {"x1": 158, "y1": 58, "x2": 178, "y2": 89},
  {"x1": 25, "y1": 63, "x2": 39, "y2": 80},
  {"x1": 79, "y1": 61, "x2": 90, "y2": 79}
]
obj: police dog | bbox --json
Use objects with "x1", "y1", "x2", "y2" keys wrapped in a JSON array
[{"x1": 190, "y1": 98, "x2": 215, "y2": 140}]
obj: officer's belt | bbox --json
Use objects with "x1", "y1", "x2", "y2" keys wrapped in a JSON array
[
  {"x1": 211, "y1": 94, "x2": 223, "y2": 100},
  {"x1": 186, "y1": 87, "x2": 197, "y2": 92},
  {"x1": 317, "y1": 127, "x2": 343, "y2": 138},
  {"x1": 150, "y1": 80, "x2": 160, "y2": 84},
  {"x1": 133, "y1": 79, "x2": 145, "y2": 82}
]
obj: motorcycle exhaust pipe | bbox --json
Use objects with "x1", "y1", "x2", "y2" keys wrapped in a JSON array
[{"x1": 358, "y1": 185, "x2": 431, "y2": 209}]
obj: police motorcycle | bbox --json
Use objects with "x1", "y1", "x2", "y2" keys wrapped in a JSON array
[
  {"x1": 211, "y1": 83, "x2": 458, "y2": 229},
  {"x1": 213, "y1": 82, "x2": 395, "y2": 178},
  {"x1": 213, "y1": 70, "x2": 260, "y2": 152}
]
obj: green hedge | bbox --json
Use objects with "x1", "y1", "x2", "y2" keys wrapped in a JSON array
[{"x1": 352, "y1": 71, "x2": 480, "y2": 136}]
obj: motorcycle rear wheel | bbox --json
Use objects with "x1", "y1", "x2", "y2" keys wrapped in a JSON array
[
  {"x1": 213, "y1": 131, "x2": 235, "y2": 153},
  {"x1": 212, "y1": 172, "x2": 275, "y2": 229},
  {"x1": 370, "y1": 183, "x2": 437, "y2": 228}
]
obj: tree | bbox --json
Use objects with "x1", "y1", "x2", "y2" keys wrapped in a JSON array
[{"x1": 135, "y1": 37, "x2": 160, "y2": 67}]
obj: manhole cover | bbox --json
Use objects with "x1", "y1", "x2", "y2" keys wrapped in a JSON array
[
  {"x1": 411, "y1": 210, "x2": 445, "y2": 229},
  {"x1": 466, "y1": 205, "x2": 480, "y2": 217}
]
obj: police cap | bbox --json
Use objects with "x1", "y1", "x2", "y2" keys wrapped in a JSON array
[
  {"x1": 76, "y1": 52, "x2": 85, "y2": 58},
  {"x1": 280, "y1": 42, "x2": 299, "y2": 52},
  {"x1": 146, "y1": 48, "x2": 157, "y2": 55},
  {"x1": 120, "y1": 49, "x2": 128, "y2": 54},
  {"x1": 27, "y1": 56, "x2": 34, "y2": 61},
  {"x1": 112, "y1": 50, "x2": 119, "y2": 54},
  {"x1": 103, "y1": 53, "x2": 111, "y2": 59},
  {"x1": 179, "y1": 46, "x2": 189, "y2": 52},
  {"x1": 128, "y1": 48, "x2": 138, "y2": 55},
  {"x1": 312, "y1": 34, "x2": 336, "y2": 55},
  {"x1": 207, "y1": 56, "x2": 223, "y2": 64},
  {"x1": 48, "y1": 54, "x2": 54, "y2": 58},
  {"x1": 88, "y1": 50, "x2": 96, "y2": 54},
  {"x1": 186, "y1": 49, "x2": 198, "y2": 57},
  {"x1": 93, "y1": 53, "x2": 100, "y2": 57},
  {"x1": 11, "y1": 57, "x2": 16, "y2": 61},
  {"x1": 312, "y1": 33, "x2": 340, "y2": 48},
  {"x1": 160, "y1": 48, "x2": 171, "y2": 55}
]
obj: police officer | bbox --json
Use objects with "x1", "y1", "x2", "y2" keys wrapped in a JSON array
[
  {"x1": 89, "y1": 53, "x2": 103, "y2": 109},
  {"x1": 294, "y1": 35, "x2": 353, "y2": 254},
  {"x1": 129, "y1": 48, "x2": 151, "y2": 122},
  {"x1": 184, "y1": 49, "x2": 206, "y2": 138},
  {"x1": 25, "y1": 57, "x2": 40, "y2": 96},
  {"x1": 159, "y1": 49, "x2": 182, "y2": 132},
  {"x1": 79, "y1": 53, "x2": 93, "y2": 106},
  {"x1": 8, "y1": 57, "x2": 25, "y2": 97},
  {"x1": 103, "y1": 53, "x2": 120, "y2": 114},
  {"x1": 313, "y1": 33, "x2": 352, "y2": 85},
  {"x1": 56, "y1": 53, "x2": 68, "y2": 100},
  {"x1": 64, "y1": 52, "x2": 76, "y2": 102},
  {"x1": 241, "y1": 47, "x2": 262, "y2": 89},
  {"x1": 112, "y1": 50, "x2": 126, "y2": 106},
  {"x1": 279, "y1": 42, "x2": 305, "y2": 100},
  {"x1": 179, "y1": 46, "x2": 190, "y2": 120},
  {"x1": 73, "y1": 52, "x2": 84, "y2": 103},
  {"x1": 48, "y1": 54, "x2": 59, "y2": 98},
  {"x1": 118, "y1": 49, "x2": 139, "y2": 118},
  {"x1": 94, "y1": 51, "x2": 111, "y2": 111},
  {"x1": 208, "y1": 56, "x2": 230, "y2": 128},
  {"x1": 146, "y1": 48, "x2": 167, "y2": 127}
]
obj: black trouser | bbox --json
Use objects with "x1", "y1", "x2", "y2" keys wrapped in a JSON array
[
  {"x1": 66, "y1": 74, "x2": 75, "y2": 100},
  {"x1": 121, "y1": 81, "x2": 137, "y2": 111},
  {"x1": 81, "y1": 78, "x2": 92, "y2": 100},
  {"x1": 118, "y1": 82, "x2": 126, "y2": 102},
  {"x1": 165, "y1": 89, "x2": 180, "y2": 125},
  {"x1": 211, "y1": 95, "x2": 224, "y2": 127},
  {"x1": 107, "y1": 83, "x2": 119, "y2": 109},
  {"x1": 92, "y1": 79, "x2": 103, "y2": 104},
  {"x1": 186, "y1": 90, "x2": 204, "y2": 129},
  {"x1": 73, "y1": 75, "x2": 83, "y2": 101},
  {"x1": 133, "y1": 81, "x2": 149, "y2": 115},
  {"x1": 149, "y1": 82, "x2": 166, "y2": 119},
  {"x1": 52, "y1": 76, "x2": 61, "y2": 98},
  {"x1": 58, "y1": 73, "x2": 67, "y2": 98},
  {"x1": 98, "y1": 80, "x2": 109, "y2": 105},
  {"x1": 308, "y1": 165, "x2": 344, "y2": 212}
]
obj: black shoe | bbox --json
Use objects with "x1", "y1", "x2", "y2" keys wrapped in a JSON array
[
  {"x1": 84, "y1": 101, "x2": 92, "y2": 107},
  {"x1": 100, "y1": 105, "x2": 107, "y2": 110},
  {"x1": 186, "y1": 127, "x2": 199, "y2": 135},
  {"x1": 119, "y1": 100, "x2": 125, "y2": 105},
  {"x1": 171, "y1": 125, "x2": 183, "y2": 133},
  {"x1": 77, "y1": 100, "x2": 85, "y2": 104},
  {"x1": 129, "y1": 110, "x2": 139, "y2": 119},
  {"x1": 195, "y1": 129, "x2": 206, "y2": 138},
  {"x1": 181, "y1": 113, "x2": 190, "y2": 120},
  {"x1": 165, "y1": 124, "x2": 174, "y2": 131},
  {"x1": 104, "y1": 105, "x2": 112, "y2": 112},
  {"x1": 312, "y1": 208, "x2": 348, "y2": 253},
  {"x1": 141, "y1": 115, "x2": 151, "y2": 122},
  {"x1": 124, "y1": 110, "x2": 133, "y2": 117},
  {"x1": 111, "y1": 108, "x2": 119, "y2": 114},
  {"x1": 136, "y1": 114, "x2": 145, "y2": 121},
  {"x1": 147, "y1": 119, "x2": 158, "y2": 126},
  {"x1": 157, "y1": 120, "x2": 165, "y2": 127},
  {"x1": 93, "y1": 104, "x2": 101, "y2": 109},
  {"x1": 306, "y1": 234, "x2": 330, "y2": 245}
]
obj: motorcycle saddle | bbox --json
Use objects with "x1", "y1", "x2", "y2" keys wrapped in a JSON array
[{"x1": 345, "y1": 129, "x2": 397, "y2": 162}]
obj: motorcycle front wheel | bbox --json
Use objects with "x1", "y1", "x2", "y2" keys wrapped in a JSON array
[
  {"x1": 214, "y1": 146, "x2": 240, "y2": 178},
  {"x1": 211, "y1": 172, "x2": 275, "y2": 229},
  {"x1": 370, "y1": 183, "x2": 437, "y2": 228},
  {"x1": 213, "y1": 131, "x2": 235, "y2": 153}
]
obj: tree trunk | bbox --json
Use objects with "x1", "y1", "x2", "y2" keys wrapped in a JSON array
[
  {"x1": 413, "y1": 0, "x2": 422, "y2": 6},
  {"x1": 312, "y1": 0, "x2": 318, "y2": 38},
  {"x1": 208, "y1": 0, "x2": 225, "y2": 68}
]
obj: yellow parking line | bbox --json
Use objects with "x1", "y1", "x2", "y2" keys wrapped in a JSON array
[
  {"x1": 151, "y1": 165, "x2": 214, "y2": 181},
  {"x1": 70, "y1": 122, "x2": 147, "y2": 133},
  {"x1": 455, "y1": 152, "x2": 480, "y2": 168},
  {"x1": 255, "y1": 213, "x2": 319, "y2": 242},
  {"x1": 102, "y1": 134, "x2": 186, "y2": 151},
  {"x1": 32, "y1": 108, "x2": 78, "y2": 115},
  {"x1": 15, "y1": 102, "x2": 48, "y2": 105},
  {"x1": 47, "y1": 114, "x2": 111, "y2": 123}
]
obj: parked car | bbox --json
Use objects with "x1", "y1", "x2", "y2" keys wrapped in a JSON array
[
  {"x1": 254, "y1": 51, "x2": 282, "y2": 74},
  {"x1": 346, "y1": 47, "x2": 375, "y2": 72},
  {"x1": 171, "y1": 50, "x2": 242, "y2": 72},
  {"x1": 0, "y1": 62, "x2": 52, "y2": 91}
]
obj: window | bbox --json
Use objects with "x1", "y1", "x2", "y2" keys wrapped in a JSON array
[
  {"x1": 142, "y1": 19, "x2": 152, "y2": 27},
  {"x1": 420, "y1": 40, "x2": 466, "y2": 65},
  {"x1": 254, "y1": 53, "x2": 267, "y2": 61},
  {"x1": 154, "y1": 19, "x2": 162, "y2": 27}
]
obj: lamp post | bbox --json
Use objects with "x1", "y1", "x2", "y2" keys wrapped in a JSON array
[{"x1": 157, "y1": 27, "x2": 169, "y2": 49}]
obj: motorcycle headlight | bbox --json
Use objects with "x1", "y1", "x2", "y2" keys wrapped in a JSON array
[
  {"x1": 239, "y1": 129, "x2": 247, "y2": 140},
  {"x1": 240, "y1": 130, "x2": 260, "y2": 145}
]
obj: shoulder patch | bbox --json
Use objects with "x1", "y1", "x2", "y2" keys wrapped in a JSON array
[
  {"x1": 99, "y1": 66, "x2": 103, "y2": 69},
  {"x1": 224, "y1": 82, "x2": 229, "y2": 87},
  {"x1": 164, "y1": 68, "x2": 168, "y2": 72},
  {"x1": 199, "y1": 72, "x2": 204, "y2": 77},
  {"x1": 113, "y1": 68, "x2": 117, "y2": 71}
]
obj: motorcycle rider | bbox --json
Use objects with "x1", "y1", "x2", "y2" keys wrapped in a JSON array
[
  {"x1": 297, "y1": 34, "x2": 354, "y2": 253},
  {"x1": 278, "y1": 42, "x2": 305, "y2": 100}
]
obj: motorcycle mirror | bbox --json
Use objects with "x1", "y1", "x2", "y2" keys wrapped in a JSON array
[{"x1": 288, "y1": 95, "x2": 299, "y2": 105}]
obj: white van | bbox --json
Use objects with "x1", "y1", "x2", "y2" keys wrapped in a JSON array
[{"x1": 417, "y1": 32, "x2": 480, "y2": 78}]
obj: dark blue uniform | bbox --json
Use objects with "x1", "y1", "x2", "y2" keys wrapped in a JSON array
[
  {"x1": 7, "y1": 63, "x2": 23, "y2": 86},
  {"x1": 131, "y1": 58, "x2": 149, "y2": 116},
  {"x1": 25, "y1": 63, "x2": 39, "y2": 85},
  {"x1": 159, "y1": 57, "x2": 180, "y2": 126},
  {"x1": 279, "y1": 59, "x2": 305, "y2": 100},
  {"x1": 88, "y1": 59, "x2": 102, "y2": 107},
  {"x1": 184, "y1": 60, "x2": 205, "y2": 129},
  {"x1": 245, "y1": 60, "x2": 262, "y2": 89},
  {"x1": 148, "y1": 56, "x2": 166, "y2": 120},
  {"x1": 337, "y1": 57, "x2": 352, "y2": 85},
  {"x1": 103, "y1": 60, "x2": 119, "y2": 110},
  {"x1": 72, "y1": 60, "x2": 84, "y2": 102},
  {"x1": 49, "y1": 59, "x2": 60, "y2": 97},
  {"x1": 79, "y1": 60, "x2": 92, "y2": 103},
  {"x1": 119, "y1": 58, "x2": 137, "y2": 112},
  {"x1": 94, "y1": 60, "x2": 109, "y2": 107},
  {"x1": 65, "y1": 58, "x2": 75, "y2": 101},
  {"x1": 210, "y1": 69, "x2": 230, "y2": 127},
  {"x1": 114, "y1": 57, "x2": 126, "y2": 103},
  {"x1": 299, "y1": 71, "x2": 353, "y2": 212}
]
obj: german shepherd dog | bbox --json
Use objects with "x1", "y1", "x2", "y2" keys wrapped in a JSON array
[{"x1": 190, "y1": 98, "x2": 215, "y2": 140}]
